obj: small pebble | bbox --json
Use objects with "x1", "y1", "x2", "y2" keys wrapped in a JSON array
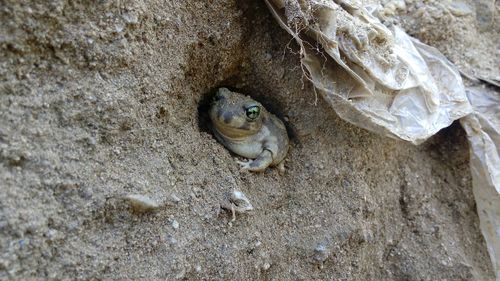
[
  {"x1": 165, "y1": 234, "x2": 177, "y2": 245},
  {"x1": 262, "y1": 262, "x2": 271, "y2": 270},
  {"x1": 220, "y1": 190, "x2": 254, "y2": 221},
  {"x1": 170, "y1": 194, "x2": 181, "y2": 204},
  {"x1": 448, "y1": 2, "x2": 473, "y2": 17},
  {"x1": 171, "y1": 220, "x2": 179, "y2": 229},
  {"x1": 229, "y1": 190, "x2": 253, "y2": 211},
  {"x1": 87, "y1": 137, "x2": 97, "y2": 146},
  {"x1": 115, "y1": 23, "x2": 125, "y2": 33},
  {"x1": 66, "y1": 221, "x2": 79, "y2": 231},
  {"x1": 124, "y1": 194, "x2": 159, "y2": 212},
  {"x1": 122, "y1": 12, "x2": 139, "y2": 24},
  {"x1": 80, "y1": 187, "x2": 93, "y2": 199},
  {"x1": 313, "y1": 243, "x2": 329, "y2": 263}
]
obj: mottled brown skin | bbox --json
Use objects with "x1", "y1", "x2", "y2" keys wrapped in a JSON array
[{"x1": 209, "y1": 88, "x2": 289, "y2": 172}]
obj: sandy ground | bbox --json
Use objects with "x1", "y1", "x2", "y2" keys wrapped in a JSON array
[{"x1": 0, "y1": 0, "x2": 497, "y2": 280}]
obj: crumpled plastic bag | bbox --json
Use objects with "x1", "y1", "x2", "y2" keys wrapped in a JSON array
[
  {"x1": 264, "y1": 0, "x2": 472, "y2": 144},
  {"x1": 460, "y1": 86, "x2": 500, "y2": 277},
  {"x1": 264, "y1": 0, "x2": 499, "y2": 277}
]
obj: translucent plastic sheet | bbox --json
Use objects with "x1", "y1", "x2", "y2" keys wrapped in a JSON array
[
  {"x1": 264, "y1": 0, "x2": 472, "y2": 144},
  {"x1": 264, "y1": 0, "x2": 499, "y2": 276},
  {"x1": 461, "y1": 86, "x2": 500, "y2": 277}
]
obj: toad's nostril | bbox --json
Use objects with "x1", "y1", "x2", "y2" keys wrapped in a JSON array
[
  {"x1": 222, "y1": 111, "x2": 233, "y2": 124},
  {"x1": 213, "y1": 91, "x2": 224, "y2": 101}
]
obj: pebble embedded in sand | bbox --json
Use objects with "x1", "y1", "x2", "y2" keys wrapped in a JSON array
[
  {"x1": 220, "y1": 190, "x2": 254, "y2": 221},
  {"x1": 171, "y1": 219, "x2": 179, "y2": 229},
  {"x1": 170, "y1": 194, "x2": 181, "y2": 204},
  {"x1": 313, "y1": 243, "x2": 329, "y2": 265},
  {"x1": 124, "y1": 194, "x2": 160, "y2": 212}
]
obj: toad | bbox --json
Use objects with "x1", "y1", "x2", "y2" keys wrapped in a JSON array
[{"x1": 209, "y1": 88, "x2": 289, "y2": 172}]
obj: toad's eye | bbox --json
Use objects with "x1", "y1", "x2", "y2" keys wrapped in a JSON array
[{"x1": 245, "y1": 105, "x2": 260, "y2": 120}]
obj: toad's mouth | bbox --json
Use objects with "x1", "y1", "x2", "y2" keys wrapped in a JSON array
[{"x1": 212, "y1": 120, "x2": 260, "y2": 141}]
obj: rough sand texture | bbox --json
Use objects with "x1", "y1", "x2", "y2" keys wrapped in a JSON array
[{"x1": 0, "y1": 0, "x2": 497, "y2": 280}]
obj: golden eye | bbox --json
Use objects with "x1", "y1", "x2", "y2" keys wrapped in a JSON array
[{"x1": 245, "y1": 105, "x2": 260, "y2": 120}]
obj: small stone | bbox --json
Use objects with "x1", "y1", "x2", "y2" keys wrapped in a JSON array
[
  {"x1": 124, "y1": 194, "x2": 159, "y2": 212},
  {"x1": 448, "y1": 2, "x2": 473, "y2": 17},
  {"x1": 87, "y1": 137, "x2": 97, "y2": 146},
  {"x1": 313, "y1": 243, "x2": 329, "y2": 263},
  {"x1": 342, "y1": 179, "x2": 350, "y2": 189},
  {"x1": 192, "y1": 187, "x2": 202, "y2": 198},
  {"x1": 115, "y1": 23, "x2": 125, "y2": 33},
  {"x1": 170, "y1": 194, "x2": 181, "y2": 204},
  {"x1": 230, "y1": 190, "x2": 252, "y2": 209},
  {"x1": 171, "y1": 220, "x2": 179, "y2": 229},
  {"x1": 79, "y1": 187, "x2": 93, "y2": 199},
  {"x1": 220, "y1": 190, "x2": 253, "y2": 221},
  {"x1": 66, "y1": 221, "x2": 79, "y2": 231},
  {"x1": 361, "y1": 227, "x2": 374, "y2": 243},
  {"x1": 165, "y1": 234, "x2": 177, "y2": 246},
  {"x1": 46, "y1": 229, "x2": 60, "y2": 241},
  {"x1": 122, "y1": 12, "x2": 139, "y2": 24},
  {"x1": 393, "y1": 0, "x2": 405, "y2": 10}
]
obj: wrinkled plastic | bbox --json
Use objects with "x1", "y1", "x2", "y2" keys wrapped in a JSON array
[
  {"x1": 264, "y1": 0, "x2": 472, "y2": 144},
  {"x1": 460, "y1": 86, "x2": 500, "y2": 277}
]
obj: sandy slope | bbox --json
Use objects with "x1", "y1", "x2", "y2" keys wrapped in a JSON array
[{"x1": 0, "y1": 0, "x2": 496, "y2": 280}]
